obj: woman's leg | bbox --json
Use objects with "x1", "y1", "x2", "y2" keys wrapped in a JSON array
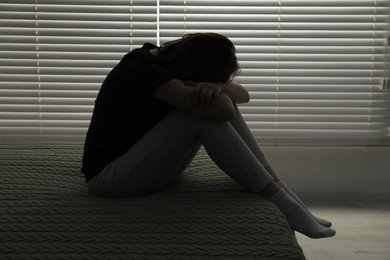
[
  {"x1": 229, "y1": 105, "x2": 273, "y2": 169},
  {"x1": 87, "y1": 109, "x2": 202, "y2": 198},
  {"x1": 198, "y1": 109, "x2": 335, "y2": 238},
  {"x1": 230, "y1": 105, "x2": 332, "y2": 228},
  {"x1": 276, "y1": 180, "x2": 332, "y2": 227},
  {"x1": 89, "y1": 108, "x2": 335, "y2": 238}
]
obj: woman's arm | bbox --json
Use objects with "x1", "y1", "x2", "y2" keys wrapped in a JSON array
[
  {"x1": 185, "y1": 81, "x2": 250, "y2": 105},
  {"x1": 222, "y1": 81, "x2": 250, "y2": 104},
  {"x1": 153, "y1": 79, "x2": 235, "y2": 124}
]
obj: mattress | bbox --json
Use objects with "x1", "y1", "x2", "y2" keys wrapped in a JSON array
[{"x1": 0, "y1": 142, "x2": 305, "y2": 260}]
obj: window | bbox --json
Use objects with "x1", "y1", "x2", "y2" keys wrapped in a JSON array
[{"x1": 1, "y1": 0, "x2": 389, "y2": 146}]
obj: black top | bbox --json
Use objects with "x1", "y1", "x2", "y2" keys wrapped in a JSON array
[{"x1": 81, "y1": 43, "x2": 175, "y2": 182}]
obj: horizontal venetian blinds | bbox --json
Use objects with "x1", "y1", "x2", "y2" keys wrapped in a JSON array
[
  {"x1": 160, "y1": 0, "x2": 390, "y2": 146},
  {"x1": 0, "y1": 0, "x2": 157, "y2": 141},
  {"x1": 1, "y1": 0, "x2": 390, "y2": 146}
]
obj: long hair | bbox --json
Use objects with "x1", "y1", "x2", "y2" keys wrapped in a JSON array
[{"x1": 156, "y1": 33, "x2": 239, "y2": 83}]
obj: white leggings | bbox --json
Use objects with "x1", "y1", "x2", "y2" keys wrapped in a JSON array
[{"x1": 87, "y1": 105, "x2": 273, "y2": 198}]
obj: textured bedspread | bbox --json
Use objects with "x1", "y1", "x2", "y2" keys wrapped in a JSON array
[{"x1": 0, "y1": 142, "x2": 305, "y2": 259}]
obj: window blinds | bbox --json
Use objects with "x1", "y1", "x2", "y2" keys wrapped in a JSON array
[
  {"x1": 0, "y1": 0, "x2": 157, "y2": 141},
  {"x1": 1, "y1": 0, "x2": 389, "y2": 146}
]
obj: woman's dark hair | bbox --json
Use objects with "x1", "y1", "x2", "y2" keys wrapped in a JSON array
[{"x1": 156, "y1": 33, "x2": 239, "y2": 83}]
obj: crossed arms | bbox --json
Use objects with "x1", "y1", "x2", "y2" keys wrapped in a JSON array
[{"x1": 153, "y1": 79, "x2": 249, "y2": 124}]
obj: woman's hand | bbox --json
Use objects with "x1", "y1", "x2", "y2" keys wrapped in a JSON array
[
  {"x1": 191, "y1": 81, "x2": 249, "y2": 110},
  {"x1": 154, "y1": 79, "x2": 235, "y2": 123},
  {"x1": 193, "y1": 82, "x2": 223, "y2": 111}
]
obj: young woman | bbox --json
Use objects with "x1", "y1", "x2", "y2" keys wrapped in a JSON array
[{"x1": 81, "y1": 32, "x2": 336, "y2": 239}]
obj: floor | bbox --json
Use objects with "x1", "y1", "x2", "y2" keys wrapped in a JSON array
[{"x1": 296, "y1": 202, "x2": 390, "y2": 260}]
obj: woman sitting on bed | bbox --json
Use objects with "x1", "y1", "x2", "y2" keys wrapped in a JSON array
[{"x1": 81, "y1": 32, "x2": 336, "y2": 239}]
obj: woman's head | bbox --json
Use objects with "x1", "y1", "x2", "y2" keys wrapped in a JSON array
[{"x1": 156, "y1": 33, "x2": 239, "y2": 83}]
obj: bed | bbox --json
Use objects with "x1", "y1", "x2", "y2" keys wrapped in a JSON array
[{"x1": 0, "y1": 142, "x2": 305, "y2": 259}]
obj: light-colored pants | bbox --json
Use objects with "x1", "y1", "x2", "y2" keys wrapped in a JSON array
[{"x1": 87, "y1": 106, "x2": 273, "y2": 198}]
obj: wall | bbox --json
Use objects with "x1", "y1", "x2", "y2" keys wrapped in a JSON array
[{"x1": 263, "y1": 146, "x2": 390, "y2": 203}]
